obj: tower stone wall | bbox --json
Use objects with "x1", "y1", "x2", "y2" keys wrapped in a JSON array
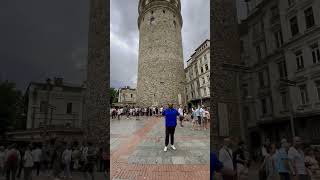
[{"x1": 136, "y1": 0, "x2": 186, "y2": 107}]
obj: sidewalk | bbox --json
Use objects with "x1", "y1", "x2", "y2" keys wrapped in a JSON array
[{"x1": 111, "y1": 116, "x2": 210, "y2": 180}]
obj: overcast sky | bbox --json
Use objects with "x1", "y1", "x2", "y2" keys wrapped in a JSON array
[
  {"x1": 110, "y1": 0, "x2": 210, "y2": 89},
  {"x1": 0, "y1": 0, "x2": 246, "y2": 92},
  {"x1": 0, "y1": 0, "x2": 89, "y2": 91}
]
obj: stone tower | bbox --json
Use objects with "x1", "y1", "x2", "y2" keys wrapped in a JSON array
[
  {"x1": 211, "y1": 0, "x2": 242, "y2": 150},
  {"x1": 136, "y1": 0, "x2": 186, "y2": 107},
  {"x1": 85, "y1": 0, "x2": 108, "y2": 143}
]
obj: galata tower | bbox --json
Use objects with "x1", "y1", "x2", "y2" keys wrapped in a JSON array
[{"x1": 136, "y1": 0, "x2": 186, "y2": 107}]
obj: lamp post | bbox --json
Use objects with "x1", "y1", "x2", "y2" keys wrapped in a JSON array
[{"x1": 279, "y1": 79, "x2": 297, "y2": 138}]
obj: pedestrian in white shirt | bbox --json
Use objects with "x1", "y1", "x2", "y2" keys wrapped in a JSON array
[
  {"x1": 31, "y1": 146, "x2": 42, "y2": 176},
  {"x1": 288, "y1": 136, "x2": 309, "y2": 180},
  {"x1": 62, "y1": 145, "x2": 73, "y2": 179},
  {"x1": 219, "y1": 138, "x2": 235, "y2": 180},
  {"x1": 23, "y1": 145, "x2": 33, "y2": 180}
]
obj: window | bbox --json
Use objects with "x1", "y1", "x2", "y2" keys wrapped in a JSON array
[
  {"x1": 205, "y1": 64, "x2": 209, "y2": 71},
  {"x1": 259, "y1": 71, "x2": 265, "y2": 87},
  {"x1": 295, "y1": 51, "x2": 304, "y2": 70},
  {"x1": 242, "y1": 84, "x2": 248, "y2": 98},
  {"x1": 163, "y1": 10, "x2": 165, "y2": 14},
  {"x1": 256, "y1": 45, "x2": 262, "y2": 61},
  {"x1": 299, "y1": 85, "x2": 309, "y2": 105},
  {"x1": 271, "y1": 5, "x2": 279, "y2": 18},
  {"x1": 200, "y1": 67, "x2": 204, "y2": 73},
  {"x1": 280, "y1": 92, "x2": 288, "y2": 110},
  {"x1": 150, "y1": 17, "x2": 155, "y2": 25},
  {"x1": 202, "y1": 77, "x2": 205, "y2": 85},
  {"x1": 290, "y1": 16, "x2": 299, "y2": 36},
  {"x1": 311, "y1": 43, "x2": 320, "y2": 64},
  {"x1": 240, "y1": 40, "x2": 244, "y2": 52},
  {"x1": 131, "y1": 94, "x2": 133, "y2": 98},
  {"x1": 40, "y1": 101, "x2": 47, "y2": 112},
  {"x1": 173, "y1": 20, "x2": 176, "y2": 28},
  {"x1": 278, "y1": 61, "x2": 288, "y2": 79},
  {"x1": 67, "y1": 103, "x2": 72, "y2": 114},
  {"x1": 261, "y1": 98, "x2": 267, "y2": 115},
  {"x1": 274, "y1": 30, "x2": 283, "y2": 48},
  {"x1": 288, "y1": 0, "x2": 295, "y2": 6},
  {"x1": 304, "y1": 7, "x2": 315, "y2": 29},
  {"x1": 316, "y1": 81, "x2": 320, "y2": 101}
]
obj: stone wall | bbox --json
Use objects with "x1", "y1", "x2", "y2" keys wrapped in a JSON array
[
  {"x1": 136, "y1": 0, "x2": 186, "y2": 107},
  {"x1": 85, "y1": 0, "x2": 108, "y2": 144}
]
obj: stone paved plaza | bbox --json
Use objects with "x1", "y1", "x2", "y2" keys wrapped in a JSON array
[{"x1": 111, "y1": 116, "x2": 210, "y2": 180}]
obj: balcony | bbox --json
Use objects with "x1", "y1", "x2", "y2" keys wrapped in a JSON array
[{"x1": 270, "y1": 14, "x2": 280, "y2": 25}]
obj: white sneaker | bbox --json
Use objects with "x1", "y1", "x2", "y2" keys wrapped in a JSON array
[
  {"x1": 171, "y1": 145, "x2": 176, "y2": 150},
  {"x1": 164, "y1": 146, "x2": 168, "y2": 152}
]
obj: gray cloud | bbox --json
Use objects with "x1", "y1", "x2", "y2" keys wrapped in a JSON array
[
  {"x1": 110, "y1": 0, "x2": 210, "y2": 89},
  {"x1": 0, "y1": 0, "x2": 89, "y2": 91}
]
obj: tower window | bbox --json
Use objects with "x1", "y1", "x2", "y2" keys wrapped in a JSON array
[
  {"x1": 150, "y1": 17, "x2": 155, "y2": 25},
  {"x1": 173, "y1": 20, "x2": 176, "y2": 28},
  {"x1": 151, "y1": 11, "x2": 154, "y2": 14},
  {"x1": 163, "y1": 10, "x2": 165, "y2": 14}
]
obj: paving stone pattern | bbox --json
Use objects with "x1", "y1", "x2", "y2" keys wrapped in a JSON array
[{"x1": 111, "y1": 116, "x2": 210, "y2": 180}]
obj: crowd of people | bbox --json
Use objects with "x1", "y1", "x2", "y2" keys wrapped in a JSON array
[
  {"x1": 211, "y1": 137, "x2": 320, "y2": 180},
  {"x1": 110, "y1": 106, "x2": 165, "y2": 120},
  {"x1": 110, "y1": 104, "x2": 210, "y2": 131},
  {"x1": 0, "y1": 139, "x2": 108, "y2": 180}
]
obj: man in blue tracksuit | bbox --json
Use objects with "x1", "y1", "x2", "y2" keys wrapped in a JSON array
[{"x1": 162, "y1": 103, "x2": 180, "y2": 152}]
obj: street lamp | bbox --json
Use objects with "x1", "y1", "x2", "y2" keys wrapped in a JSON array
[{"x1": 279, "y1": 79, "x2": 297, "y2": 138}]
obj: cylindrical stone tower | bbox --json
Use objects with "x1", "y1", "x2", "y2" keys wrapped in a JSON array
[{"x1": 136, "y1": 0, "x2": 186, "y2": 107}]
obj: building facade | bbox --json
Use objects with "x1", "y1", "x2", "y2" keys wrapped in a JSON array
[
  {"x1": 185, "y1": 39, "x2": 210, "y2": 108},
  {"x1": 240, "y1": 0, "x2": 320, "y2": 150},
  {"x1": 136, "y1": 0, "x2": 186, "y2": 107},
  {"x1": 25, "y1": 78, "x2": 86, "y2": 129},
  {"x1": 117, "y1": 86, "x2": 136, "y2": 106}
]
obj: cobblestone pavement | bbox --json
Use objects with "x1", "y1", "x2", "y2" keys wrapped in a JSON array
[{"x1": 111, "y1": 116, "x2": 210, "y2": 180}]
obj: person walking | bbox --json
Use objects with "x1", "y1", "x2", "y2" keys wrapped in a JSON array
[
  {"x1": 275, "y1": 139, "x2": 291, "y2": 180},
  {"x1": 195, "y1": 105, "x2": 204, "y2": 131},
  {"x1": 288, "y1": 137, "x2": 310, "y2": 180},
  {"x1": 162, "y1": 103, "x2": 180, "y2": 152},
  {"x1": 191, "y1": 108, "x2": 197, "y2": 131},
  {"x1": 16, "y1": 146, "x2": 25, "y2": 179},
  {"x1": 31, "y1": 145, "x2": 42, "y2": 176},
  {"x1": 41, "y1": 143, "x2": 50, "y2": 177},
  {"x1": 62, "y1": 145, "x2": 72, "y2": 179},
  {"x1": 0, "y1": 146, "x2": 5, "y2": 177},
  {"x1": 178, "y1": 105, "x2": 184, "y2": 128},
  {"x1": 5, "y1": 144, "x2": 21, "y2": 180},
  {"x1": 23, "y1": 145, "x2": 33, "y2": 180},
  {"x1": 219, "y1": 138, "x2": 236, "y2": 180},
  {"x1": 260, "y1": 143, "x2": 280, "y2": 180},
  {"x1": 233, "y1": 141, "x2": 249, "y2": 180},
  {"x1": 203, "y1": 107, "x2": 210, "y2": 130},
  {"x1": 83, "y1": 142, "x2": 97, "y2": 180}
]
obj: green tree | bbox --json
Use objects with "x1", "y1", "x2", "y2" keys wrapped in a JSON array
[
  {"x1": 109, "y1": 87, "x2": 118, "y2": 104},
  {"x1": 0, "y1": 80, "x2": 25, "y2": 138}
]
